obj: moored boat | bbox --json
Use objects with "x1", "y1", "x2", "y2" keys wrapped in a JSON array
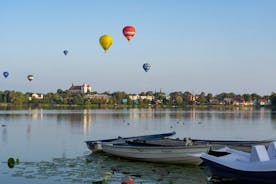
[
  {"x1": 200, "y1": 142, "x2": 276, "y2": 184},
  {"x1": 193, "y1": 138, "x2": 272, "y2": 151},
  {"x1": 125, "y1": 137, "x2": 273, "y2": 152},
  {"x1": 85, "y1": 131, "x2": 176, "y2": 152},
  {"x1": 102, "y1": 141, "x2": 211, "y2": 165}
]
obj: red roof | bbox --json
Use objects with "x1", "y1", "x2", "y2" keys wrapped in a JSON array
[{"x1": 69, "y1": 85, "x2": 81, "y2": 90}]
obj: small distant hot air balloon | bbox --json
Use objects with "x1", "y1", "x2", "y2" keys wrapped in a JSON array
[
  {"x1": 99, "y1": 35, "x2": 113, "y2": 52},
  {"x1": 63, "y1": 50, "x2": 68, "y2": 56},
  {"x1": 3, "y1": 71, "x2": 9, "y2": 78},
  {"x1": 7, "y1": 157, "x2": 15, "y2": 168},
  {"x1": 143, "y1": 63, "x2": 151, "y2": 72},
  {"x1": 27, "y1": 75, "x2": 34, "y2": 81},
  {"x1": 122, "y1": 26, "x2": 136, "y2": 42}
]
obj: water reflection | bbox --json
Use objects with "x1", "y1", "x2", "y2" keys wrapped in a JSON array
[
  {"x1": 0, "y1": 108, "x2": 274, "y2": 122},
  {"x1": 54, "y1": 110, "x2": 92, "y2": 135},
  {"x1": 129, "y1": 108, "x2": 154, "y2": 119},
  {"x1": 1, "y1": 153, "x2": 208, "y2": 184},
  {"x1": 2, "y1": 126, "x2": 7, "y2": 142},
  {"x1": 29, "y1": 108, "x2": 43, "y2": 120},
  {"x1": 270, "y1": 108, "x2": 276, "y2": 122},
  {"x1": 26, "y1": 124, "x2": 31, "y2": 141}
]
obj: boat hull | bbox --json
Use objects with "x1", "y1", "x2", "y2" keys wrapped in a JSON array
[
  {"x1": 202, "y1": 157, "x2": 276, "y2": 184},
  {"x1": 102, "y1": 144, "x2": 210, "y2": 165}
]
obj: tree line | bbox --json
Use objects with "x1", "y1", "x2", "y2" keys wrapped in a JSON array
[{"x1": 1, "y1": 90, "x2": 276, "y2": 107}]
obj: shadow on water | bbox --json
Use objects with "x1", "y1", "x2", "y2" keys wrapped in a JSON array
[
  {"x1": 207, "y1": 176, "x2": 272, "y2": 184},
  {"x1": 2, "y1": 152, "x2": 209, "y2": 184}
]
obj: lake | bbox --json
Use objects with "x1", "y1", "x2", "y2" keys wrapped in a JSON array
[{"x1": 1, "y1": 107, "x2": 276, "y2": 184}]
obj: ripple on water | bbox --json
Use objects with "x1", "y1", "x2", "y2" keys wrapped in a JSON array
[{"x1": 2, "y1": 153, "x2": 208, "y2": 184}]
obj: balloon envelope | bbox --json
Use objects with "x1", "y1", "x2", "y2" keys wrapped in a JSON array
[
  {"x1": 122, "y1": 26, "x2": 136, "y2": 42},
  {"x1": 27, "y1": 75, "x2": 34, "y2": 81},
  {"x1": 63, "y1": 50, "x2": 68, "y2": 55},
  {"x1": 99, "y1": 35, "x2": 113, "y2": 52},
  {"x1": 7, "y1": 157, "x2": 15, "y2": 168},
  {"x1": 143, "y1": 63, "x2": 151, "y2": 72},
  {"x1": 3, "y1": 71, "x2": 9, "y2": 78}
]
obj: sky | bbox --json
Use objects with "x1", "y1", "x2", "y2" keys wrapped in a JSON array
[{"x1": 0, "y1": 0, "x2": 276, "y2": 95}]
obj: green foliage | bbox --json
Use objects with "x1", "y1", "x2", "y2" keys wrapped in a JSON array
[
  {"x1": 4, "y1": 91, "x2": 28, "y2": 105},
  {"x1": 112, "y1": 91, "x2": 127, "y2": 104},
  {"x1": 0, "y1": 90, "x2": 275, "y2": 107},
  {"x1": 198, "y1": 92, "x2": 207, "y2": 104},
  {"x1": 72, "y1": 94, "x2": 84, "y2": 105},
  {"x1": 270, "y1": 93, "x2": 276, "y2": 106},
  {"x1": 175, "y1": 95, "x2": 183, "y2": 105},
  {"x1": 215, "y1": 92, "x2": 236, "y2": 101}
]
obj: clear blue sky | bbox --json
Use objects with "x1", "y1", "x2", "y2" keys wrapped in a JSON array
[{"x1": 0, "y1": 0, "x2": 276, "y2": 95}]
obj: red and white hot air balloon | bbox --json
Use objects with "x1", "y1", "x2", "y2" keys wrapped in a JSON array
[{"x1": 122, "y1": 26, "x2": 136, "y2": 42}]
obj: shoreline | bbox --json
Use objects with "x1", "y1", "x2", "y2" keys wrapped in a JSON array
[{"x1": 0, "y1": 103, "x2": 272, "y2": 110}]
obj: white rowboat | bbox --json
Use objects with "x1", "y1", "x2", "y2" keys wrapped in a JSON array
[{"x1": 102, "y1": 142, "x2": 210, "y2": 165}]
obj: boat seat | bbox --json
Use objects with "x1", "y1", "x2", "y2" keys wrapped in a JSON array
[
  {"x1": 268, "y1": 142, "x2": 276, "y2": 160},
  {"x1": 250, "y1": 145, "x2": 269, "y2": 162}
]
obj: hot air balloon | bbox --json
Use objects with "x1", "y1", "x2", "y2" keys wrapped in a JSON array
[
  {"x1": 143, "y1": 63, "x2": 151, "y2": 72},
  {"x1": 122, "y1": 26, "x2": 136, "y2": 42},
  {"x1": 27, "y1": 75, "x2": 34, "y2": 81},
  {"x1": 63, "y1": 50, "x2": 68, "y2": 56},
  {"x1": 3, "y1": 71, "x2": 9, "y2": 78},
  {"x1": 99, "y1": 35, "x2": 113, "y2": 52}
]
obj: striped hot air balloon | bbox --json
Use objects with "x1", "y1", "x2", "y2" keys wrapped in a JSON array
[{"x1": 122, "y1": 26, "x2": 136, "y2": 42}]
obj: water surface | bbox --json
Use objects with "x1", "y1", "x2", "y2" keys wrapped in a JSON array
[{"x1": 1, "y1": 108, "x2": 276, "y2": 183}]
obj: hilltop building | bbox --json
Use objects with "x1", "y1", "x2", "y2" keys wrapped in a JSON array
[{"x1": 69, "y1": 83, "x2": 92, "y2": 94}]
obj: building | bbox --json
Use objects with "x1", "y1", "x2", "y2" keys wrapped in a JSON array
[
  {"x1": 29, "y1": 93, "x2": 44, "y2": 101},
  {"x1": 69, "y1": 83, "x2": 92, "y2": 94},
  {"x1": 128, "y1": 95, "x2": 154, "y2": 101}
]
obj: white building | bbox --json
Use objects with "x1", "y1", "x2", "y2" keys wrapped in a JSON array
[
  {"x1": 29, "y1": 93, "x2": 44, "y2": 101},
  {"x1": 128, "y1": 95, "x2": 154, "y2": 101}
]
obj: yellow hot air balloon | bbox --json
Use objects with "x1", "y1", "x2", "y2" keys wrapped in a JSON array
[{"x1": 99, "y1": 35, "x2": 113, "y2": 52}]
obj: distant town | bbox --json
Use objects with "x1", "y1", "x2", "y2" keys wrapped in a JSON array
[{"x1": 1, "y1": 83, "x2": 276, "y2": 107}]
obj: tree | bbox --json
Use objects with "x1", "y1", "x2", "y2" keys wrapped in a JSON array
[
  {"x1": 139, "y1": 92, "x2": 146, "y2": 96},
  {"x1": 112, "y1": 91, "x2": 127, "y2": 104},
  {"x1": 270, "y1": 93, "x2": 276, "y2": 106},
  {"x1": 72, "y1": 94, "x2": 84, "y2": 105},
  {"x1": 206, "y1": 93, "x2": 213, "y2": 103},
  {"x1": 243, "y1": 94, "x2": 251, "y2": 101},
  {"x1": 56, "y1": 89, "x2": 64, "y2": 94},
  {"x1": 0, "y1": 92, "x2": 7, "y2": 103},
  {"x1": 154, "y1": 91, "x2": 166, "y2": 101},
  {"x1": 145, "y1": 91, "x2": 154, "y2": 96},
  {"x1": 175, "y1": 95, "x2": 183, "y2": 106},
  {"x1": 198, "y1": 92, "x2": 206, "y2": 104},
  {"x1": 251, "y1": 93, "x2": 261, "y2": 100},
  {"x1": 215, "y1": 92, "x2": 236, "y2": 101},
  {"x1": 8, "y1": 91, "x2": 27, "y2": 105},
  {"x1": 84, "y1": 100, "x2": 91, "y2": 106}
]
